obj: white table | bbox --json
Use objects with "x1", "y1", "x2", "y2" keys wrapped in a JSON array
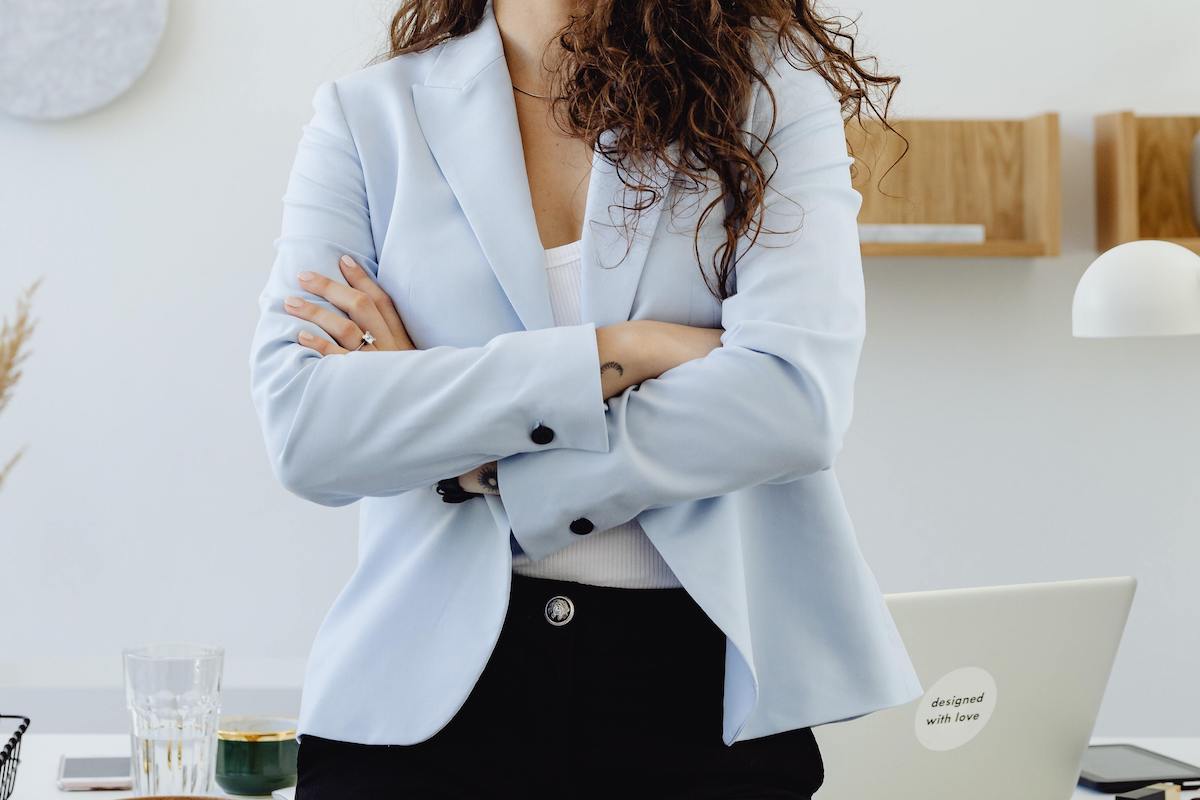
[
  {"x1": 15, "y1": 734, "x2": 287, "y2": 799},
  {"x1": 13, "y1": 733, "x2": 1200, "y2": 799}
]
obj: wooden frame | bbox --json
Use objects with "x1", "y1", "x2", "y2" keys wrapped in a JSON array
[
  {"x1": 845, "y1": 113, "x2": 1061, "y2": 257},
  {"x1": 1095, "y1": 111, "x2": 1200, "y2": 254}
]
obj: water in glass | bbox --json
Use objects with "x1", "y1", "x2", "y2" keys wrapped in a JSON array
[{"x1": 123, "y1": 643, "x2": 224, "y2": 795}]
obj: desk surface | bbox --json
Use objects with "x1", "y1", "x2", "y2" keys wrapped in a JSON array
[
  {"x1": 12, "y1": 733, "x2": 1200, "y2": 799},
  {"x1": 17, "y1": 734, "x2": 281, "y2": 800}
]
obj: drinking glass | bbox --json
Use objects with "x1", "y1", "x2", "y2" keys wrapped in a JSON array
[{"x1": 123, "y1": 643, "x2": 224, "y2": 796}]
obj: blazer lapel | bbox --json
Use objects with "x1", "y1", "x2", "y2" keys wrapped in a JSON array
[
  {"x1": 410, "y1": 0, "x2": 679, "y2": 331},
  {"x1": 580, "y1": 131, "x2": 680, "y2": 328},
  {"x1": 411, "y1": 8, "x2": 554, "y2": 332}
]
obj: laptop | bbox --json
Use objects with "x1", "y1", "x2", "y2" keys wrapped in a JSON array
[{"x1": 814, "y1": 575, "x2": 1137, "y2": 799}]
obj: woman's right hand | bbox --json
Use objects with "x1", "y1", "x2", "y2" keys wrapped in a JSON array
[{"x1": 597, "y1": 319, "x2": 723, "y2": 399}]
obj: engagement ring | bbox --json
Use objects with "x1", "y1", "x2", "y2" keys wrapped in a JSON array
[{"x1": 353, "y1": 330, "x2": 375, "y2": 351}]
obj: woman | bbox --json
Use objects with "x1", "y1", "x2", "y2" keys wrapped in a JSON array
[{"x1": 248, "y1": 0, "x2": 918, "y2": 797}]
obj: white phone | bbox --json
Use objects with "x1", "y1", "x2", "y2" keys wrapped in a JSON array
[{"x1": 56, "y1": 755, "x2": 133, "y2": 791}]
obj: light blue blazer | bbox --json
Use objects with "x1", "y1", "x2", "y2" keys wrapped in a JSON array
[{"x1": 249, "y1": 0, "x2": 922, "y2": 747}]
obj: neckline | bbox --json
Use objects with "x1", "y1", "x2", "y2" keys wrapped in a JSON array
[{"x1": 543, "y1": 238, "x2": 582, "y2": 268}]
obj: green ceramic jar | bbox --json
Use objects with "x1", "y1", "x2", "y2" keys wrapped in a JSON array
[{"x1": 215, "y1": 716, "x2": 299, "y2": 796}]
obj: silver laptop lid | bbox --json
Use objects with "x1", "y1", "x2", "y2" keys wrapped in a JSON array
[{"x1": 814, "y1": 575, "x2": 1136, "y2": 800}]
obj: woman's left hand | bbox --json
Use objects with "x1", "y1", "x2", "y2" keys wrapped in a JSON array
[{"x1": 285, "y1": 254, "x2": 415, "y2": 353}]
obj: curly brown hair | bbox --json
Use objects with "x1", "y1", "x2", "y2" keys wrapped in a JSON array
[{"x1": 374, "y1": 0, "x2": 902, "y2": 302}]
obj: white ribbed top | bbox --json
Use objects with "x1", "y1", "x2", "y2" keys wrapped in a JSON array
[{"x1": 509, "y1": 238, "x2": 682, "y2": 589}]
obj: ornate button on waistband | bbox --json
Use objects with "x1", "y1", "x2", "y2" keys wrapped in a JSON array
[{"x1": 544, "y1": 595, "x2": 574, "y2": 626}]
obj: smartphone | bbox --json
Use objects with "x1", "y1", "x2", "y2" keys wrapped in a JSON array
[
  {"x1": 1078, "y1": 743, "x2": 1200, "y2": 793},
  {"x1": 56, "y1": 755, "x2": 133, "y2": 791}
]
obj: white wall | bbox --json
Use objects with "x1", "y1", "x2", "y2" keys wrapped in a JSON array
[{"x1": 1, "y1": 0, "x2": 1197, "y2": 734}]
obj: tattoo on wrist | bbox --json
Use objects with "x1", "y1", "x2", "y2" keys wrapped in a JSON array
[
  {"x1": 600, "y1": 360, "x2": 624, "y2": 376},
  {"x1": 476, "y1": 462, "x2": 498, "y2": 492}
]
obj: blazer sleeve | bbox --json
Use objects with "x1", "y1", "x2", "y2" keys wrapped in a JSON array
[
  {"x1": 497, "y1": 61, "x2": 865, "y2": 561},
  {"x1": 249, "y1": 80, "x2": 610, "y2": 507}
]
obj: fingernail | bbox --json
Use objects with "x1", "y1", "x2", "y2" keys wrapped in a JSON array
[
  {"x1": 339, "y1": 255, "x2": 357, "y2": 270},
  {"x1": 298, "y1": 271, "x2": 314, "y2": 281},
  {"x1": 298, "y1": 330, "x2": 311, "y2": 342},
  {"x1": 284, "y1": 296, "x2": 303, "y2": 309}
]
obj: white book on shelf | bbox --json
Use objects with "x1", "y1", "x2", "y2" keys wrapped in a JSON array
[{"x1": 858, "y1": 223, "x2": 986, "y2": 243}]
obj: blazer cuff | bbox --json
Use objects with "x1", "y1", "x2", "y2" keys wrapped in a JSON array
[
  {"x1": 498, "y1": 442, "x2": 626, "y2": 562},
  {"x1": 516, "y1": 321, "x2": 611, "y2": 456}
]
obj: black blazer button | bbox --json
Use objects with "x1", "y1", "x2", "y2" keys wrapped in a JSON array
[
  {"x1": 569, "y1": 517, "x2": 594, "y2": 535},
  {"x1": 530, "y1": 423, "x2": 555, "y2": 445}
]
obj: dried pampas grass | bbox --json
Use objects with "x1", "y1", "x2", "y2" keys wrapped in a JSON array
[{"x1": 0, "y1": 278, "x2": 41, "y2": 494}]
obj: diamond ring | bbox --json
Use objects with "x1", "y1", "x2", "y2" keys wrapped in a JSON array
[{"x1": 352, "y1": 330, "x2": 375, "y2": 351}]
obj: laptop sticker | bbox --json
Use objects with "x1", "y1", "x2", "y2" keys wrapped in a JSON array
[{"x1": 913, "y1": 665, "x2": 997, "y2": 751}]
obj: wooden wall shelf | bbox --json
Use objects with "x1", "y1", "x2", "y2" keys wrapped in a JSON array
[
  {"x1": 1095, "y1": 111, "x2": 1200, "y2": 254},
  {"x1": 845, "y1": 113, "x2": 1061, "y2": 258}
]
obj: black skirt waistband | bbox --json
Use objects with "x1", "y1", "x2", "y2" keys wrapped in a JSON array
[{"x1": 507, "y1": 571, "x2": 718, "y2": 639}]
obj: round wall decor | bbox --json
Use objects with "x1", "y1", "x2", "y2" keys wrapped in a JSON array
[{"x1": 0, "y1": 0, "x2": 169, "y2": 121}]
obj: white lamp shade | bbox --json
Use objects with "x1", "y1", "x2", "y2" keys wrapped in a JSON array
[{"x1": 1072, "y1": 240, "x2": 1200, "y2": 338}]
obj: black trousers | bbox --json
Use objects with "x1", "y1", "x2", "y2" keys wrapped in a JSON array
[{"x1": 296, "y1": 572, "x2": 824, "y2": 799}]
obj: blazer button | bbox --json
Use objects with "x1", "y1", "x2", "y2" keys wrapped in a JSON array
[
  {"x1": 569, "y1": 517, "x2": 594, "y2": 535},
  {"x1": 530, "y1": 423, "x2": 555, "y2": 445}
]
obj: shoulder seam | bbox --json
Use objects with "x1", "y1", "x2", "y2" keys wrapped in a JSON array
[{"x1": 327, "y1": 79, "x2": 365, "y2": 171}]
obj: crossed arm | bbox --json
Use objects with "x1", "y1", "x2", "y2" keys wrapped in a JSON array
[
  {"x1": 277, "y1": 254, "x2": 722, "y2": 496},
  {"x1": 248, "y1": 81, "x2": 721, "y2": 506},
  {"x1": 250, "y1": 59, "x2": 865, "y2": 557}
]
